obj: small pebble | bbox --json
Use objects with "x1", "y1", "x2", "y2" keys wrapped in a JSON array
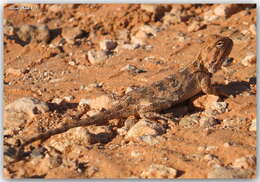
[{"x1": 63, "y1": 96, "x2": 74, "y2": 102}]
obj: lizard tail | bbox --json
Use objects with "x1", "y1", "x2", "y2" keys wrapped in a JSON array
[{"x1": 15, "y1": 102, "x2": 133, "y2": 160}]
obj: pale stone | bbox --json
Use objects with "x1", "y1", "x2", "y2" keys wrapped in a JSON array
[
  {"x1": 6, "y1": 68, "x2": 22, "y2": 76},
  {"x1": 188, "y1": 21, "x2": 203, "y2": 32},
  {"x1": 87, "y1": 50, "x2": 107, "y2": 65},
  {"x1": 5, "y1": 97, "x2": 49, "y2": 118},
  {"x1": 204, "y1": 10, "x2": 218, "y2": 22},
  {"x1": 249, "y1": 118, "x2": 256, "y2": 131},
  {"x1": 141, "y1": 164, "x2": 178, "y2": 178},
  {"x1": 193, "y1": 95, "x2": 220, "y2": 110},
  {"x1": 62, "y1": 27, "x2": 83, "y2": 44},
  {"x1": 241, "y1": 54, "x2": 256, "y2": 66},
  {"x1": 125, "y1": 119, "x2": 165, "y2": 140},
  {"x1": 214, "y1": 4, "x2": 240, "y2": 18},
  {"x1": 4, "y1": 97, "x2": 49, "y2": 129},
  {"x1": 86, "y1": 95, "x2": 115, "y2": 110},
  {"x1": 249, "y1": 24, "x2": 256, "y2": 35},
  {"x1": 208, "y1": 166, "x2": 253, "y2": 178},
  {"x1": 100, "y1": 39, "x2": 117, "y2": 51},
  {"x1": 232, "y1": 155, "x2": 256, "y2": 169}
]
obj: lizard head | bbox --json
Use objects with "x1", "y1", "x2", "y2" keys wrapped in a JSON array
[{"x1": 199, "y1": 34, "x2": 233, "y2": 73}]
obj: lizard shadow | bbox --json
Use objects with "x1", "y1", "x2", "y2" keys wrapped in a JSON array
[
  {"x1": 48, "y1": 28, "x2": 62, "y2": 43},
  {"x1": 47, "y1": 102, "x2": 78, "y2": 114},
  {"x1": 164, "y1": 77, "x2": 255, "y2": 117},
  {"x1": 6, "y1": 28, "x2": 62, "y2": 46},
  {"x1": 214, "y1": 78, "x2": 254, "y2": 96}
]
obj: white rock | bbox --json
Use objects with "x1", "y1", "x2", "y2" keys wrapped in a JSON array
[
  {"x1": 117, "y1": 29, "x2": 130, "y2": 41},
  {"x1": 125, "y1": 87, "x2": 134, "y2": 94},
  {"x1": 62, "y1": 27, "x2": 83, "y2": 44},
  {"x1": 193, "y1": 95, "x2": 220, "y2": 110},
  {"x1": 199, "y1": 116, "x2": 219, "y2": 128},
  {"x1": 249, "y1": 118, "x2": 256, "y2": 131},
  {"x1": 144, "y1": 44, "x2": 153, "y2": 51},
  {"x1": 241, "y1": 29, "x2": 249, "y2": 35},
  {"x1": 187, "y1": 21, "x2": 203, "y2": 32},
  {"x1": 117, "y1": 127, "x2": 128, "y2": 136},
  {"x1": 208, "y1": 166, "x2": 253, "y2": 178},
  {"x1": 4, "y1": 97, "x2": 49, "y2": 129},
  {"x1": 141, "y1": 164, "x2": 178, "y2": 178},
  {"x1": 49, "y1": 4, "x2": 62, "y2": 13},
  {"x1": 198, "y1": 146, "x2": 206, "y2": 152},
  {"x1": 52, "y1": 98, "x2": 65, "y2": 105},
  {"x1": 139, "y1": 25, "x2": 159, "y2": 37},
  {"x1": 5, "y1": 97, "x2": 49, "y2": 118},
  {"x1": 204, "y1": 154, "x2": 221, "y2": 167},
  {"x1": 16, "y1": 24, "x2": 35, "y2": 43},
  {"x1": 179, "y1": 114, "x2": 199, "y2": 128},
  {"x1": 66, "y1": 127, "x2": 92, "y2": 144},
  {"x1": 140, "y1": 4, "x2": 158, "y2": 13},
  {"x1": 249, "y1": 24, "x2": 256, "y2": 35},
  {"x1": 121, "y1": 43, "x2": 140, "y2": 50},
  {"x1": 99, "y1": 39, "x2": 117, "y2": 51},
  {"x1": 6, "y1": 68, "x2": 22, "y2": 76},
  {"x1": 131, "y1": 25, "x2": 158, "y2": 46},
  {"x1": 222, "y1": 118, "x2": 244, "y2": 128},
  {"x1": 204, "y1": 10, "x2": 218, "y2": 22},
  {"x1": 163, "y1": 13, "x2": 180, "y2": 26},
  {"x1": 79, "y1": 99, "x2": 90, "y2": 106},
  {"x1": 4, "y1": 25, "x2": 15, "y2": 36},
  {"x1": 35, "y1": 24, "x2": 51, "y2": 43},
  {"x1": 232, "y1": 155, "x2": 256, "y2": 169},
  {"x1": 49, "y1": 127, "x2": 92, "y2": 151},
  {"x1": 121, "y1": 64, "x2": 137, "y2": 71},
  {"x1": 131, "y1": 31, "x2": 147, "y2": 46},
  {"x1": 68, "y1": 61, "x2": 76, "y2": 66},
  {"x1": 87, "y1": 50, "x2": 107, "y2": 65},
  {"x1": 130, "y1": 150, "x2": 142, "y2": 158},
  {"x1": 223, "y1": 142, "x2": 233, "y2": 148},
  {"x1": 140, "y1": 135, "x2": 159, "y2": 145},
  {"x1": 16, "y1": 24, "x2": 50, "y2": 44},
  {"x1": 86, "y1": 95, "x2": 115, "y2": 110},
  {"x1": 204, "y1": 154, "x2": 217, "y2": 161},
  {"x1": 214, "y1": 4, "x2": 239, "y2": 18},
  {"x1": 125, "y1": 119, "x2": 165, "y2": 140},
  {"x1": 241, "y1": 54, "x2": 256, "y2": 66},
  {"x1": 205, "y1": 145, "x2": 218, "y2": 152},
  {"x1": 120, "y1": 64, "x2": 144, "y2": 73},
  {"x1": 210, "y1": 101, "x2": 227, "y2": 114},
  {"x1": 83, "y1": 82, "x2": 103, "y2": 92},
  {"x1": 140, "y1": 5, "x2": 170, "y2": 21},
  {"x1": 63, "y1": 96, "x2": 74, "y2": 102}
]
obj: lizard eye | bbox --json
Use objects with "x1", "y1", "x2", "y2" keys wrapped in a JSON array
[{"x1": 216, "y1": 41, "x2": 224, "y2": 48}]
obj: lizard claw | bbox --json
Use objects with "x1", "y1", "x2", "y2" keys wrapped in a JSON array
[{"x1": 139, "y1": 111, "x2": 177, "y2": 124}]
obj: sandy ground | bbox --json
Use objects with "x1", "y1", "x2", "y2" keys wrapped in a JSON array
[{"x1": 3, "y1": 4, "x2": 256, "y2": 179}]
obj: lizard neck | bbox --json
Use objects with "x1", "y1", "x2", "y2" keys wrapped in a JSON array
[
  {"x1": 192, "y1": 50, "x2": 213, "y2": 77},
  {"x1": 191, "y1": 53, "x2": 213, "y2": 78}
]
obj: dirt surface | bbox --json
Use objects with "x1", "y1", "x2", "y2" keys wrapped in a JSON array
[{"x1": 3, "y1": 4, "x2": 256, "y2": 179}]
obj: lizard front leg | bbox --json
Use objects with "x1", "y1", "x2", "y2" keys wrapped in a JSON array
[
  {"x1": 137, "y1": 98, "x2": 175, "y2": 123},
  {"x1": 199, "y1": 73, "x2": 228, "y2": 97}
]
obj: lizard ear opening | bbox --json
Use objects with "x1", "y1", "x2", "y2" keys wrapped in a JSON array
[{"x1": 216, "y1": 40, "x2": 224, "y2": 48}]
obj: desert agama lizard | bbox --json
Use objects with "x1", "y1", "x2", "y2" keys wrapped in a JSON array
[{"x1": 16, "y1": 34, "x2": 233, "y2": 159}]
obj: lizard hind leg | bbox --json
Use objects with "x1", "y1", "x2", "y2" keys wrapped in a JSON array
[{"x1": 138, "y1": 98, "x2": 175, "y2": 125}]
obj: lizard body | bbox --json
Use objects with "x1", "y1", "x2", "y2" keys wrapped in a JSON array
[{"x1": 16, "y1": 34, "x2": 233, "y2": 158}]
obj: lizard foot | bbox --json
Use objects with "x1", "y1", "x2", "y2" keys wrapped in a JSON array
[{"x1": 139, "y1": 111, "x2": 177, "y2": 126}]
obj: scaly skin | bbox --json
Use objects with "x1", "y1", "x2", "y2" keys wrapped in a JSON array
[{"x1": 15, "y1": 34, "x2": 233, "y2": 159}]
